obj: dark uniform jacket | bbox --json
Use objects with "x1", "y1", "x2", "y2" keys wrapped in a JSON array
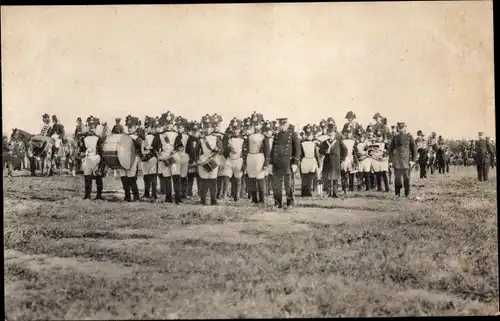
[
  {"x1": 388, "y1": 132, "x2": 417, "y2": 169},
  {"x1": 111, "y1": 124, "x2": 125, "y2": 134},
  {"x1": 186, "y1": 134, "x2": 201, "y2": 164},
  {"x1": 48, "y1": 123, "x2": 65, "y2": 139},
  {"x1": 474, "y1": 139, "x2": 494, "y2": 163},
  {"x1": 74, "y1": 124, "x2": 84, "y2": 136},
  {"x1": 270, "y1": 128, "x2": 301, "y2": 176},
  {"x1": 318, "y1": 134, "x2": 347, "y2": 181}
]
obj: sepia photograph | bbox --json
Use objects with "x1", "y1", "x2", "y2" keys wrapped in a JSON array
[{"x1": 2, "y1": 1, "x2": 497, "y2": 319}]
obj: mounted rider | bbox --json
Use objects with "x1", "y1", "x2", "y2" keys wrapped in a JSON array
[{"x1": 48, "y1": 114, "x2": 66, "y2": 158}]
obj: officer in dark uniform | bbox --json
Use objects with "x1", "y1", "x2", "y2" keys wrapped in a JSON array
[
  {"x1": 270, "y1": 118, "x2": 301, "y2": 208},
  {"x1": 112, "y1": 118, "x2": 125, "y2": 134},
  {"x1": 486, "y1": 137, "x2": 495, "y2": 169},
  {"x1": 186, "y1": 121, "x2": 201, "y2": 198},
  {"x1": 75, "y1": 117, "x2": 84, "y2": 136},
  {"x1": 475, "y1": 132, "x2": 494, "y2": 181},
  {"x1": 388, "y1": 122, "x2": 417, "y2": 197}
]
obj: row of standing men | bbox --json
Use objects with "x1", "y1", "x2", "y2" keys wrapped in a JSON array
[{"x1": 78, "y1": 111, "x2": 422, "y2": 207}]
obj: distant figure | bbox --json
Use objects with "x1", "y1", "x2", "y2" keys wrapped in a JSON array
[
  {"x1": 475, "y1": 132, "x2": 494, "y2": 182},
  {"x1": 111, "y1": 118, "x2": 125, "y2": 134},
  {"x1": 388, "y1": 122, "x2": 416, "y2": 198}
]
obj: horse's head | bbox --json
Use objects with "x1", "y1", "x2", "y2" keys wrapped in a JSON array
[{"x1": 11, "y1": 128, "x2": 19, "y2": 141}]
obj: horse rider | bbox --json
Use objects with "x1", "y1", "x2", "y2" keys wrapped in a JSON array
[
  {"x1": 175, "y1": 116, "x2": 191, "y2": 199},
  {"x1": 74, "y1": 117, "x2": 84, "y2": 136},
  {"x1": 263, "y1": 120, "x2": 275, "y2": 196},
  {"x1": 48, "y1": 114, "x2": 66, "y2": 159},
  {"x1": 415, "y1": 130, "x2": 428, "y2": 178},
  {"x1": 245, "y1": 112, "x2": 270, "y2": 204},
  {"x1": 186, "y1": 120, "x2": 202, "y2": 198},
  {"x1": 342, "y1": 111, "x2": 361, "y2": 136},
  {"x1": 112, "y1": 117, "x2": 125, "y2": 134},
  {"x1": 117, "y1": 116, "x2": 142, "y2": 202},
  {"x1": 370, "y1": 129, "x2": 390, "y2": 192},
  {"x1": 40, "y1": 113, "x2": 52, "y2": 137},
  {"x1": 340, "y1": 124, "x2": 357, "y2": 192},
  {"x1": 140, "y1": 116, "x2": 160, "y2": 201},
  {"x1": 80, "y1": 116, "x2": 105, "y2": 201},
  {"x1": 197, "y1": 114, "x2": 223, "y2": 205},
  {"x1": 221, "y1": 118, "x2": 247, "y2": 201},
  {"x1": 388, "y1": 122, "x2": 417, "y2": 198},
  {"x1": 300, "y1": 124, "x2": 320, "y2": 196},
  {"x1": 475, "y1": 132, "x2": 494, "y2": 182},
  {"x1": 318, "y1": 118, "x2": 347, "y2": 198},
  {"x1": 270, "y1": 117, "x2": 301, "y2": 207},
  {"x1": 157, "y1": 111, "x2": 184, "y2": 204}
]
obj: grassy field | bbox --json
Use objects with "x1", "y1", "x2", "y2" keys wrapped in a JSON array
[{"x1": 3, "y1": 166, "x2": 499, "y2": 319}]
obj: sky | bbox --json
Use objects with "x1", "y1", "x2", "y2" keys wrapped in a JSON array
[{"x1": 1, "y1": 2, "x2": 495, "y2": 139}]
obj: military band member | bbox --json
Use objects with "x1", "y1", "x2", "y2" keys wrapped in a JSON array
[
  {"x1": 112, "y1": 117, "x2": 125, "y2": 134},
  {"x1": 158, "y1": 112, "x2": 184, "y2": 204},
  {"x1": 426, "y1": 132, "x2": 438, "y2": 174},
  {"x1": 40, "y1": 113, "x2": 52, "y2": 136},
  {"x1": 221, "y1": 118, "x2": 247, "y2": 201},
  {"x1": 116, "y1": 116, "x2": 142, "y2": 202},
  {"x1": 270, "y1": 118, "x2": 301, "y2": 208},
  {"x1": 342, "y1": 111, "x2": 361, "y2": 137},
  {"x1": 415, "y1": 130, "x2": 428, "y2": 178},
  {"x1": 300, "y1": 124, "x2": 320, "y2": 196},
  {"x1": 80, "y1": 117, "x2": 106, "y2": 200},
  {"x1": 141, "y1": 117, "x2": 160, "y2": 201},
  {"x1": 263, "y1": 120, "x2": 275, "y2": 196},
  {"x1": 436, "y1": 136, "x2": 448, "y2": 174},
  {"x1": 241, "y1": 117, "x2": 252, "y2": 200},
  {"x1": 75, "y1": 117, "x2": 84, "y2": 136},
  {"x1": 365, "y1": 126, "x2": 377, "y2": 190},
  {"x1": 388, "y1": 122, "x2": 416, "y2": 197},
  {"x1": 197, "y1": 114, "x2": 223, "y2": 205},
  {"x1": 245, "y1": 113, "x2": 270, "y2": 204},
  {"x1": 319, "y1": 119, "x2": 347, "y2": 198},
  {"x1": 475, "y1": 132, "x2": 494, "y2": 182},
  {"x1": 315, "y1": 119, "x2": 330, "y2": 196},
  {"x1": 212, "y1": 113, "x2": 226, "y2": 199},
  {"x1": 372, "y1": 112, "x2": 388, "y2": 142},
  {"x1": 186, "y1": 121, "x2": 201, "y2": 198},
  {"x1": 175, "y1": 116, "x2": 190, "y2": 199},
  {"x1": 341, "y1": 126, "x2": 357, "y2": 192},
  {"x1": 355, "y1": 130, "x2": 372, "y2": 191},
  {"x1": 371, "y1": 129, "x2": 390, "y2": 192}
]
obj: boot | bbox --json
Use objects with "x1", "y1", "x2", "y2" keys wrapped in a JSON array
[
  {"x1": 181, "y1": 177, "x2": 188, "y2": 199},
  {"x1": 376, "y1": 172, "x2": 382, "y2": 191},
  {"x1": 165, "y1": 176, "x2": 173, "y2": 203},
  {"x1": 173, "y1": 175, "x2": 183, "y2": 204},
  {"x1": 83, "y1": 175, "x2": 92, "y2": 199},
  {"x1": 216, "y1": 177, "x2": 223, "y2": 199},
  {"x1": 330, "y1": 180, "x2": 339, "y2": 198},
  {"x1": 370, "y1": 173, "x2": 376, "y2": 190},
  {"x1": 159, "y1": 174, "x2": 167, "y2": 194},
  {"x1": 143, "y1": 175, "x2": 151, "y2": 199},
  {"x1": 151, "y1": 175, "x2": 158, "y2": 200},
  {"x1": 94, "y1": 176, "x2": 104, "y2": 200},
  {"x1": 221, "y1": 176, "x2": 230, "y2": 200},
  {"x1": 129, "y1": 177, "x2": 140, "y2": 202},
  {"x1": 187, "y1": 174, "x2": 194, "y2": 197},
  {"x1": 121, "y1": 177, "x2": 131, "y2": 202},
  {"x1": 382, "y1": 171, "x2": 389, "y2": 192},
  {"x1": 257, "y1": 179, "x2": 266, "y2": 203},
  {"x1": 348, "y1": 173, "x2": 355, "y2": 192},
  {"x1": 210, "y1": 179, "x2": 218, "y2": 205},
  {"x1": 199, "y1": 179, "x2": 207, "y2": 205},
  {"x1": 233, "y1": 177, "x2": 241, "y2": 202},
  {"x1": 364, "y1": 172, "x2": 371, "y2": 191}
]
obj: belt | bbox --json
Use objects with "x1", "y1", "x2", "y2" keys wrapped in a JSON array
[
  {"x1": 248, "y1": 152, "x2": 263, "y2": 154},
  {"x1": 303, "y1": 157, "x2": 316, "y2": 160}
]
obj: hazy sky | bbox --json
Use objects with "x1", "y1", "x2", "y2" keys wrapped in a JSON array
[{"x1": 2, "y1": 2, "x2": 495, "y2": 139}]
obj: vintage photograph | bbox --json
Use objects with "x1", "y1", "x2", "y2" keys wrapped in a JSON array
[{"x1": 2, "y1": 2, "x2": 497, "y2": 319}]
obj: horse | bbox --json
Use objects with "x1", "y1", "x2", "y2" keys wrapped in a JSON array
[
  {"x1": 63, "y1": 136, "x2": 79, "y2": 176},
  {"x1": 11, "y1": 128, "x2": 55, "y2": 177}
]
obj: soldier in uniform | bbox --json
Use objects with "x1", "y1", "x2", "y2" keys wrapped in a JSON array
[
  {"x1": 319, "y1": 119, "x2": 347, "y2": 198},
  {"x1": 112, "y1": 117, "x2": 125, "y2": 134},
  {"x1": 426, "y1": 132, "x2": 438, "y2": 174},
  {"x1": 245, "y1": 112, "x2": 270, "y2": 204},
  {"x1": 221, "y1": 118, "x2": 247, "y2": 201},
  {"x1": 40, "y1": 113, "x2": 52, "y2": 136},
  {"x1": 211, "y1": 114, "x2": 226, "y2": 199},
  {"x1": 157, "y1": 112, "x2": 184, "y2": 204},
  {"x1": 372, "y1": 112, "x2": 388, "y2": 142},
  {"x1": 316, "y1": 119, "x2": 330, "y2": 196},
  {"x1": 186, "y1": 121, "x2": 201, "y2": 198},
  {"x1": 75, "y1": 117, "x2": 84, "y2": 136},
  {"x1": 300, "y1": 124, "x2": 320, "y2": 196},
  {"x1": 436, "y1": 135, "x2": 448, "y2": 174},
  {"x1": 388, "y1": 122, "x2": 416, "y2": 197},
  {"x1": 263, "y1": 120, "x2": 276, "y2": 196},
  {"x1": 175, "y1": 116, "x2": 190, "y2": 199},
  {"x1": 371, "y1": 129, "x2": 390, "y2": 192},
  {"x1": 354, "y1": 129, "x2": 372, "y2": 191},
  {"x1": 342, "y1": 111, "x2": 361, "y2": 137},
  {"x1": 415, "y1": 130, "x2": 428, "y2": 179},
  {"x1": 341, "y1": 125, "x2": 357, "y2": 192},
  {"x1": 80, "y1": 117, "x2": 106, "y2": 200},
  {"x1": 140, "y1": 116, "x2": 160, "y2": 201},
  {"x1": 240, "y1": 117, "x2": 252, "y2": 200},
  {"x1": 197, "y1": 114, "x2": 223, "y2": 205},
  {"x1": 475, "y1": 132, "x2": 494, "y2": 182},
  {"x1": 115, "y1": 116, "x2": 142, "y2": 202},
  {"x1": 270, "y1": 118, "x2": 301, "y2": 208}
]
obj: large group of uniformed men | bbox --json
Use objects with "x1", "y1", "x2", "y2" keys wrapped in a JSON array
[{"x1": 30, "y1": 111, "x2": 494, "y2": 208}]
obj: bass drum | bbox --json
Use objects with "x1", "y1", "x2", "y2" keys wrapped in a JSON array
[{"x1": 102, "y1": 134, "x2": 136, "y2": 170}]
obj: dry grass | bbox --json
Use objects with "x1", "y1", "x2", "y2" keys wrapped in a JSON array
[{"x1": 3, "y1": 166, "x2": 498, "y2": 319}]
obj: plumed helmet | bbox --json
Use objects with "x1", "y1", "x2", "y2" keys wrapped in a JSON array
[
  {"x1": 42, "y1": 113, "x2": 50, "y2": 119},
  {"x1": 326, "y1": 117, "x2": 336, "y2": 126},
  {"x1": 366, "y1": 124, "x2": 373, "y2": 132},
  {"x1": 250, "y1": 112, "x2": 264, "y2": 125},
  {"x1": 161, "y1": 111, "x2": 175, "y2": 125},
  {"x1": 201, "y1": 114, "x2": 213, "y2": 127},
  {"x1": 345, "y1": 111, "x2": 356, "y2": 120},
  {"x1": 319, "y1": 119, "x2": 328, "y2": 128},
  {"x1": 373, "y1": 112, "x2": 382, "y2": 120},
  {"x1": 303, "y1": 124, "x2": 313, "y2": 135},
  {"x1": 212, "y1": 113, "x2": 223, "y2": 124},
  {"x1": 417, "y1": 130, "x2": 423, "y2": 136},
  {"x1": 229, "y1": 118, "x2": 242, "y2": 129},
  {"x1": 382, "y1": 117, "x2": 387, "y2": 125}
]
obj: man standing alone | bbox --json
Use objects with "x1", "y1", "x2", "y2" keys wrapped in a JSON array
[
  {"x1": 388, "y1": 122, "x2": 417, "y2": 198},
  {"x1": 475, "y1": 132, "x2": 494, "y2": 182}
]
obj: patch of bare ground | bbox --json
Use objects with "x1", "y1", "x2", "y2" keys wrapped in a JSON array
[{"x1": 3, "y1": 167, "x2": 498, "y2": 319}]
